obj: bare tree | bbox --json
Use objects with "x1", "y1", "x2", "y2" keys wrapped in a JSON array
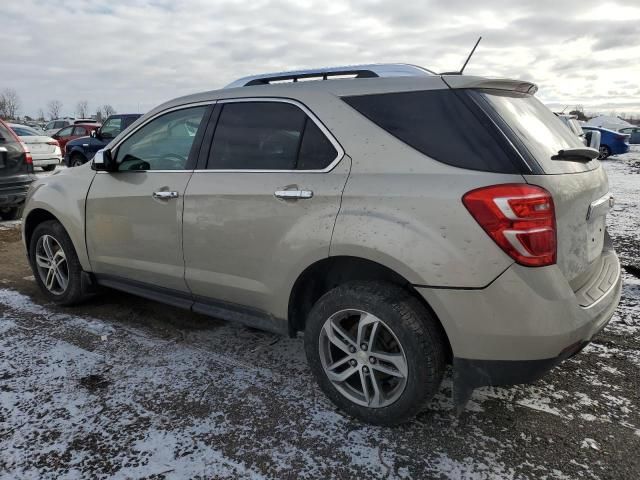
[
  {"x1": 76, "y1": 100, "x2": 89, "y2": 118},
  {"x1": 0, "y1": 88, "x2": 21, "y2": 119},
  {"x1": 47, "y1": 100, "x2": 63, "y2": 120},
  {"x1": 100, "y1": 104, "x2": 116, "y2": 118},
  {"x1": 37, "y1": 108, "x2": 45, "y2": 121}
]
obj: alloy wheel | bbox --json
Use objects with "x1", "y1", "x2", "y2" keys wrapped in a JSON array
[
  {"x1": 318, "y1": 309, "x2": 408, "y2": 408},
  {"x1": 35, "y1": 234, "x2": 69, "y2": 295}
]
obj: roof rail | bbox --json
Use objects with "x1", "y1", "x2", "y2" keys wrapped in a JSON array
[{"x1": 224, "y1": 63, "x2": 435, "y2": 89}]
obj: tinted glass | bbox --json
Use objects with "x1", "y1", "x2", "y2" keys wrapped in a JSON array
[
  {"x1": 115, "y1": 106, "x2": 206, "y2": 171},
  {"x1": 57, "y1": 126, "x2": 74, "y2": 136},
  {"x1": 476, "y1": 90, "x2": 596, "y2": 174},
  {"x1": 343, "y1": 89, "x2": 520, "y2": 173},
  {"x1": 298, "y1": 119, "x2": 338, "y2": 170},
  {"x1": 209, "y1": 102, "x2": 306, "y2": 170},
  {"x1": 72, "y1": 126, "x2": 87, "y2": 136},
  {"x1": 0, "y1": 122, "x2": 17, "y2": 144},
  {"x1": 101, "y1": 117, "x2": 123, "y2": 138},
  {"x1": 54, "y1": 121, "x2": 67, "y2": 129},
  {"x1": 11, "y1": 126, "x2": 38, "y2": 136}
]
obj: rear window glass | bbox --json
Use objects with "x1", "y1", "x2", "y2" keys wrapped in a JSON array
[
  {"x1": 474, "y1": 90, "x2": 597, "y2": 174},
  {"x1": 342, "y1": 89, "x2": 521, "y2": 173}
]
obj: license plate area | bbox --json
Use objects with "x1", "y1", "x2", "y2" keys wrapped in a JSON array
[{"x1": 587, "y1": 216, "x2": 606, "y2": 262}]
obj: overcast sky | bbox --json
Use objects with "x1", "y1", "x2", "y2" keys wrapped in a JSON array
[{"x1": 3, "y1": 0, "x2": 640, "y2": 119}]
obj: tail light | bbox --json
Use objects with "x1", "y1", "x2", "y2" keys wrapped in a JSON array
[{"x1": 462, "y1": 184, "x2": 556, "y2": 267}]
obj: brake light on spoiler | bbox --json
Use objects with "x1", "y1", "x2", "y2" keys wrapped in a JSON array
[{"x1": 463, "y1": 184, "x2": 556, "y2": 267}]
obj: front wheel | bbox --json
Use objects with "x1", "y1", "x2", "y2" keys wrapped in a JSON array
[
  {"x1": 304, "y1": 282, "x2": 445, "y2": 425},
  {"x1": 29, "y1": 220, "x2": 90, "y2": 305},
  {"x1": 71, "y1": 154, "x2": 86, "y2": 167},
  {"x1": 598, "y1": 145, "x2": 611, "y2": 160}
]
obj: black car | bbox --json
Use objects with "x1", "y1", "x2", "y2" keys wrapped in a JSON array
[
  {"x1": 0, "y1": 119, "x2": 35, "y2": 220},
  {"x1": 64, "y1": 114, "x2": 142, "y2": 167}
]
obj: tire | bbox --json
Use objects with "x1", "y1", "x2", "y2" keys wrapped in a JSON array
[
  {"x1": 41, "y1": 165, "x2": 56, "y2": 172},
  {"x1": 0, "y1": 206, "x2": 22, "y2": 221},
  {"x1": 304, "y1": 281, "x2": 445, "y2": 425},
  {"x1": 70, "y1": 154, "x2": 86, "y2": 167},
  {"x1": 28, "y1": 220, "x2": 90, "y2": 305},
  {"x1": 598, "y1": 145, "x2": 611, "y2": 160}
]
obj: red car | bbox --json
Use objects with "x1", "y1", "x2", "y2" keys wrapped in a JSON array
[{"x1": 52, "y1": 123, "x2": 100, "y2": 155}]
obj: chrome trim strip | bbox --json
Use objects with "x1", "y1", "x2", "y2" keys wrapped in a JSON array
[{"x1": 103, "y1": 97, "x2": 345, "y2": 174}]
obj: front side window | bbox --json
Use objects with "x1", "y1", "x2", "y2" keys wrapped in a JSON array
[
  {"x1": 55, "y1": 121, "x2": 68, "y2": 129},
  {"x1": 208, "y1": 101, "x2": 338, "y2": 170},
  {"x1": 57, "y1": 126, "x2": 74, "y2": 137},
  {"x1": 100, "y1": 117, "x2": 123, "y2": 138},
  {"x1": 115, "y1": 106, "x2": 206, "y2": 171}
]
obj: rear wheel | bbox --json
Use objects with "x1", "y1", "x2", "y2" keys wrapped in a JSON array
[
  {"x1": 41, "y1": 165, "x2": 56, "y2": 172},
  {"x1": 598, "y1": 145, "x2": 611, "y2": 159},
  {"x1": 0, "y1": 206, "x2": 21, "y2": 221},
  {"x1": 29, "y1": 220, "x2": 90, "y2": 305},
  {"x1": 304, "y1": 281, "x2": 445, "y2": 425},
  {"x1": 71, "y1": 154, "x2": 86, "y2": 167}
]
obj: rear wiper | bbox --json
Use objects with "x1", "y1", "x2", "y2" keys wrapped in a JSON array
[{"x1": 551, "y1": 147, "x2": 599, "y2": 163}]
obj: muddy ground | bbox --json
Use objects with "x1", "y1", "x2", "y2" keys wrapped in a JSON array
[{"x1": 0, "y1": 154, "x2": 639, "y2": 479}]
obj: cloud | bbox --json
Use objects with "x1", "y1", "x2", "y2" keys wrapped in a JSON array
[{"x1": 0, "y1": 0, "x2": 639, "y2": 117}]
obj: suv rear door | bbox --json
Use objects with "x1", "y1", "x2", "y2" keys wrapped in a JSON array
[
  {"x1": 85, "y1": 104, "x2": 211, "y2": 293},
  {"x1": 182, "y1": 99, "x2": 349, "y2": 323}
]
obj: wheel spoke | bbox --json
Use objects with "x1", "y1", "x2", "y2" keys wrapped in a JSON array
[
  {"x1": 359, "y1": 369, "x2": 370, "y2": 404},
  {"x1": 369, "y1": 371, "x2": 383, "y2": 407},
  {"x1": 370, "y1": 351, "x2": 408, "y2": 378},
  {"x1": 368, "y1": 320, "x2": 381, "y2": 348},
  {"x1": 327, "y1": 356, "x2": 351, "y2": 372},
  {"x1": 42, "y1": 235, "x2": 55, "y2": 260},
  {"x1": 356, "y1": 313, "x2": 377, "y2": 348},
  {"x1": 326, "y1": 365, "x2": 358, "y2": 382},
  {"x1": 53, "y1": 266, "x2": 67, "y2": 291},
  {"x1": 324, "y1": 319, "x2": 357, "y2": 354},
  {"x1": 45, "y1": 267, "x2": 56, "y2": 290},
  {"x1": 36, "y1": 254, "x2": 51, "y2": 269}
]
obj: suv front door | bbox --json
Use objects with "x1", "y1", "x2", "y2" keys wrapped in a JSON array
[
  {"x1": 182, "y1": 99, "x2": 349, "y2": 324},
  {"x1": 85, "y1": 104, "x2": 211, "y2": 293}
]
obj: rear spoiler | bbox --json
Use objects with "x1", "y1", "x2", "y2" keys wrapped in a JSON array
[{"x1": 441, "y1": 75, "x2": 538, "y2": 95}]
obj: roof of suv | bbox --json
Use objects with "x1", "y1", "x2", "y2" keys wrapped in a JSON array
[{"x1": 146, "y1": 64, "x2": 537, "y2": 121}]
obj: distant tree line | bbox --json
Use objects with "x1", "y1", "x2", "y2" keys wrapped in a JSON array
[{"x1": 0, "y1": 88, "x2": 117, "y2": 122}]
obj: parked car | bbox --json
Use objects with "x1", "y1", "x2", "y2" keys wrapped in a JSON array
[
  {"x1": 44, "y1": 118, "x2": 73, "y2": 136},
  {"x1": 8, "y1": 124, "x2": 62, "y2": 172},
  {"x1": 618, "y1": 126, "x2": 640, "y2": 144},
  {"x1": 52, "y1": 124, "x2": 101, "y2": 155},
  {"x1": 582, "y1": 126, "x2": 630, "y2": 159},
  {"x1": 64, "y1": 114, "x2": 141, "y2": 167},
  {"x1": 22, "y1": 64, "x2": 621, "y2": 425},
  {"x1": 0, "y1": 119, "x2": 35, "y2": 220},
  {"x1": 556, "y1": 114, "x2": 600, "y2": 149}
]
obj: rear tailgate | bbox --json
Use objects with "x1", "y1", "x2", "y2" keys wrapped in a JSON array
[{"x1": 464, "y1": 86, "x2": 611, "y2": 285}]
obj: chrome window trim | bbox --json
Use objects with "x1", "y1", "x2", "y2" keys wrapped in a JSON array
[
  {"x1": 108, "y1": 100, "x2": 216, "y2": 153},
  {"x1": 103, "y1": 97, "x2": 345, "y2": 174},
  {"x1": 206, "y1": 97, "x2": 345, "y2": 173}
]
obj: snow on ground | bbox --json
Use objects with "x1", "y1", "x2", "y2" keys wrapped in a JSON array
[{"x1": 0, "y1": 151, "x2": 638, "y2": 479}]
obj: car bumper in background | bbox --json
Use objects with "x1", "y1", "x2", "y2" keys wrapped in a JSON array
[
  {"x1": 612, "y1": 142, "x2": 630, "y2": 155},
  {"x1": 0, "y1": 182, "x2": 32, "y2": 207},
  {"x1": 32, "y1": 155, "x2": 61, "y2": 167}
]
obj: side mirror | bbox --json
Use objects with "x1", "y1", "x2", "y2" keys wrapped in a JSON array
[
  {"x1": 90, "y1": 130, "x2": 97, "y2": 138},
  {"x1": 92, "y1": 149, "x2": 117, "y2": 172}
]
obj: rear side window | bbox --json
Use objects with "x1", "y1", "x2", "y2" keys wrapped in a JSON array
[
  {"x1": 343, "y1": 90, "x2": 520, "y2": 173},
  {"x1": 208, "y1": 101, "x2": 338, "y2": 170},
  {"x1": 0, "y1": 122, "x2": 18, "y2": 144}
]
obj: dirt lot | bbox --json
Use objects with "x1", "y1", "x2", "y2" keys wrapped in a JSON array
[{"x1": 1, "y1": 155, "x2": 639, "y2": 479}]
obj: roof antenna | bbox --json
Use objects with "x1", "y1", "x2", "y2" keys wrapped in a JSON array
[{"x1": 441, "y1": 36, "x2": 482, "y2": 75}]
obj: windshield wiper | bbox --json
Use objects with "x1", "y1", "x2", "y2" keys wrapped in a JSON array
[{"x1": 551, "y1": 147, "x2": 599, "y2": 163}]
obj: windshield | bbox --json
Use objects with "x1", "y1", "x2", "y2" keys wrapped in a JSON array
[{"x1": 475, "y1": 90, "x2": 597, "y2": 174}]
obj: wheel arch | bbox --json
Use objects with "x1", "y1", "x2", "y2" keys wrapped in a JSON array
[{"x1": 287, "y1": 255, "x2": 452, "y2": 361}]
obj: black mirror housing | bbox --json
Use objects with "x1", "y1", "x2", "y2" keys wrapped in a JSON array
[{"x1": 92, "y1": 149, "x2": 117, "y2": 172}]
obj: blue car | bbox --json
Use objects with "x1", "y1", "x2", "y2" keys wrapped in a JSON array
[
  {"x1": 582, "y1": 126, "x2": 630, "y2": 159},
  {"x1": 65, "y1": 113, "x2": 141, "y2": 167}
]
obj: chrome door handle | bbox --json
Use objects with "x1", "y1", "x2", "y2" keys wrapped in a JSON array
[
  {"x1": 153, "y1": 191, "x2": 179, "y2": 199},
  {"x1": 274, "y1": 189, "x2": 313, "y2": 200}
]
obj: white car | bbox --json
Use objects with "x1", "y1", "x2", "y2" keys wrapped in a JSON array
[{"x1": 9, "y1": 123, "x2": 62, "y2": 172}]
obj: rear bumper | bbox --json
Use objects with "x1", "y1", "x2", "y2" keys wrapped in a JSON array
[
  {"x1": 611, "y1": 142, "x2": 630, "y2": 155},
  {"x1": 32, "y1": 156, "x2": 61, "y2": 167},
  {"x1": 417, "y1": 247, "x2": 622, "y2": 382}
]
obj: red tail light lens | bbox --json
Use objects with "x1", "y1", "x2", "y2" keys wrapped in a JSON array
[{"x1": 462, "y1": 184, "x2": 556, "y2": 267}]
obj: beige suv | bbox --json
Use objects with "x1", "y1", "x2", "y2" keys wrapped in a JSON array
[{"x1": 22, "y1": 64, "x2": 621, "y2": 425}]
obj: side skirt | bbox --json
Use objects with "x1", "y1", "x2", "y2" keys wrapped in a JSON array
[{"x1": 94, "y1": 274, "x2": 287, "y2": 335}]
